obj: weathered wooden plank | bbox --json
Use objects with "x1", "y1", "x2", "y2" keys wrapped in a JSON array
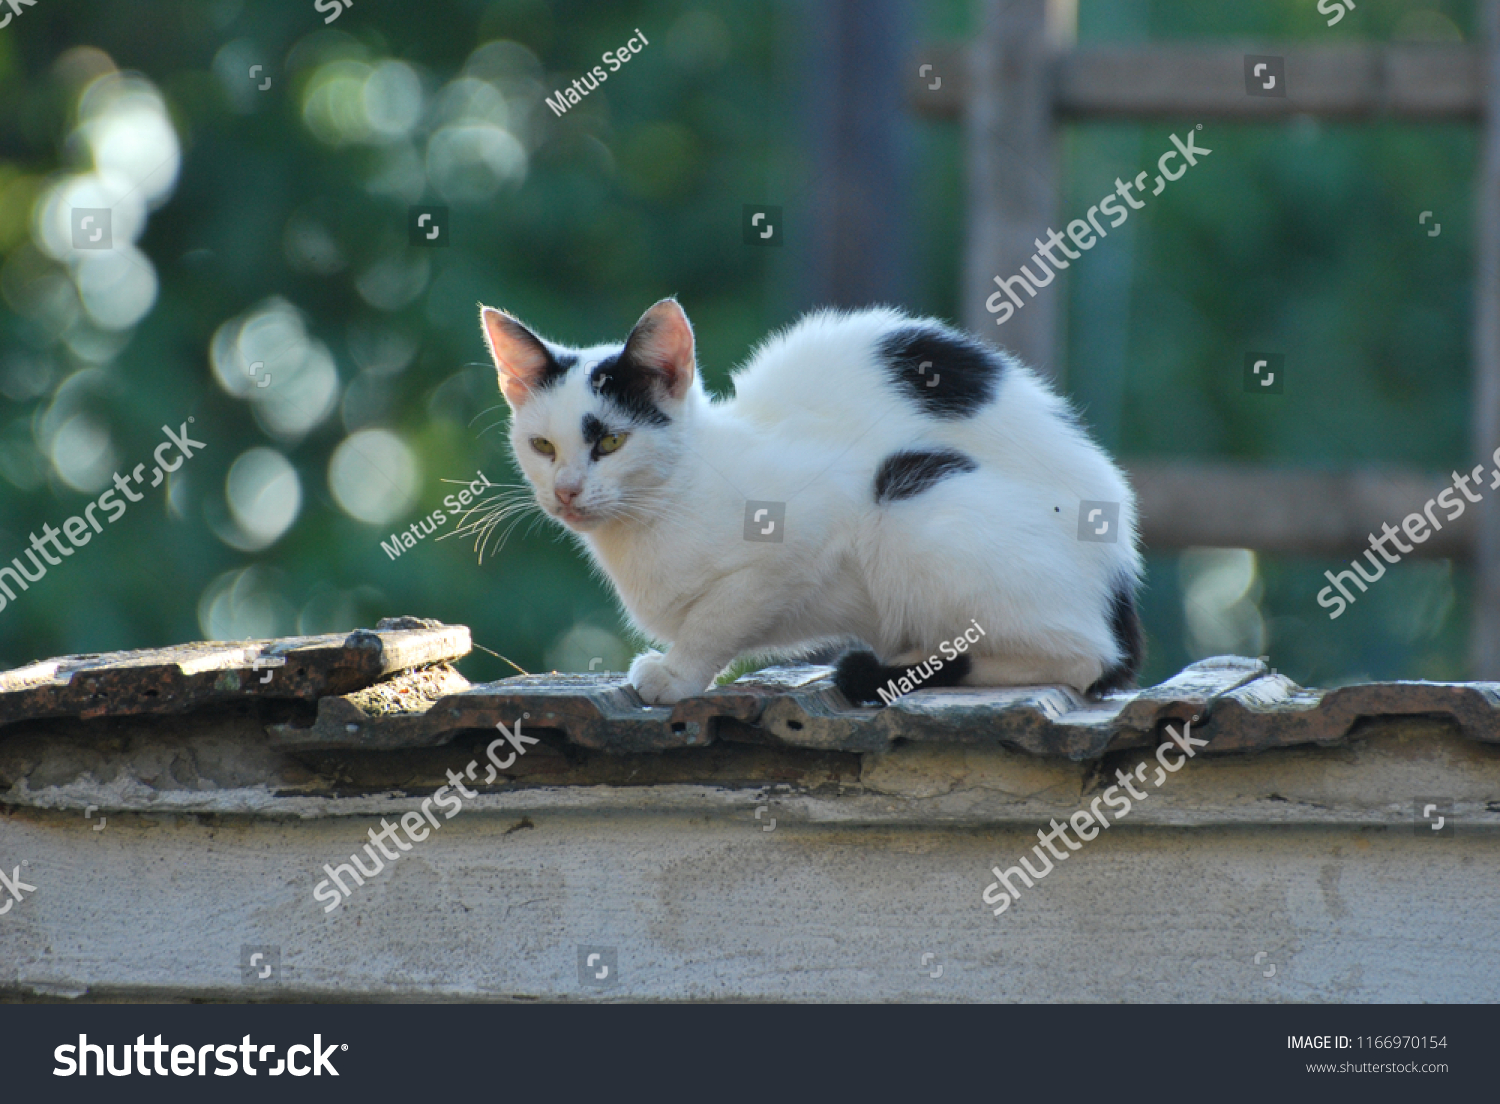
[
  {"x1": 1128, "y1": 462, "x2": 1474, "y2": 559},
  {"x1": 961, "y1": 0, "x2": 1060, "y2": 375},
  {"x1": 798, "y1": 0, "x2": 914, "y2": 308},
  {"x1": 1056, "y1": 45, "x2": 1482, "y2": 119},
  {"x1": 0, "y1": 619, "x2": 470, "y2": 727},
  {"x1": 911, "y1": 43, "x2": 1483, "y2": 120}
]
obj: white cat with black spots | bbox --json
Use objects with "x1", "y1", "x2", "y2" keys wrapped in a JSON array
[{"x1": 480, "y1": 298, "x2": 1143, "y2": 705}]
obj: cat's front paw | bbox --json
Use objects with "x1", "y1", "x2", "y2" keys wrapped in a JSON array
[{"x1": 628, "y1": 651, "x2": 708, "y2": 705}]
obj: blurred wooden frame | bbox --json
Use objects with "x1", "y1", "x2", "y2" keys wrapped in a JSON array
[{"x1": 909, "y1": 0, "x2": 1500, "y2": 676}]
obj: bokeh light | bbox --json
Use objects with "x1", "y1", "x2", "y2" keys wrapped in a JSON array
[
  {"x1": 28, "y1": 70, "x2": 177, "y2": 340},
  {"x1": 226, "y1": 448, "x2": 302, "y2": 551},
  {"x1": 48, "y1": 413, "x2": 117, "y2": 494},
  {"x1": 198, "y1": 566, "x2": 297, "y2": 641},
  {"x1": 328, "y1": 428, "x2": 420, "y2": 527},
  {"x1": 37, "y1": 368, "x2": 116, "y2": 493},
  {"x1": 1180, "y1": 548, "x2": 1266, "y2": 660},
  {"x1": 209, "y1": 298, "x2": 341, "y2": 443}
]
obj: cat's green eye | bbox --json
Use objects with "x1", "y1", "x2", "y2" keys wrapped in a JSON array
[
  {"x1": 596, "y1": 433, "x2": 628, "y2": 455},
  {"x1": 530, "y1": 436, "x2": 556, "y2": 458}
]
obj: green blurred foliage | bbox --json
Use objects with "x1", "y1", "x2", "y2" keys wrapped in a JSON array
[
  {"x1": 1067, "y1": 0, "x2": 1478, "y2": 685},
  {"x1": 0, "y1": 0, "x2": 1484, "y2": 690}
]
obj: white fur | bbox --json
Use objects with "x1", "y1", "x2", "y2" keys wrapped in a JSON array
[{"x1": 499, "y1": 306, "x2": 1142, "y2": 704}]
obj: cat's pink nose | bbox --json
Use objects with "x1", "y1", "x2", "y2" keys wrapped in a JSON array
[{"x1": 555, "y1": 485, "x2": 580, "y2": 506}]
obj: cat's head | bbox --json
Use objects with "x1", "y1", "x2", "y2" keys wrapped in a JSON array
[{"x1": 479, "y1": 298, "x2": 699, "y2": 532}]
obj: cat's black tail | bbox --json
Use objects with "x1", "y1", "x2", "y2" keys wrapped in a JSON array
[
  {"x1": 1086, "y1": 577, "x2": 1145, "y2": 696},
  {"x1": 833, "y1": 649, "x2": 972, "y2": 706}
]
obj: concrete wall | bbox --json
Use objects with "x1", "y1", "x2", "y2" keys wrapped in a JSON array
[{"x1": 1, "y1": 716, "x2": 1496, "y2": 1001}]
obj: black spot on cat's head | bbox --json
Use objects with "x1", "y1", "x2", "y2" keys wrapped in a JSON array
[
  {"x1": 519, "y1": 349, "x2": 573, "y2": 396},
  {"x1": 588, "y1": 352, "x2": 671, "y2": 426},
  {"x1": 879, "y1": 323, "x2": 1003, "y2": 418},
  {"x1": 873, "y1": 449, "x2": 978, "y2": 504},
  {"x1": 581, "y1": 412, "x2": 627, "y2": 460}
]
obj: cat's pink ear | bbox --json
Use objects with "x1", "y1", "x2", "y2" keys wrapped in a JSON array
[
  {"x1": 480, "y1": 306, "x2": 550, "y2": 408},
  {"x1": 622, "y1": 298, "x2": 696, "y2": 402}
]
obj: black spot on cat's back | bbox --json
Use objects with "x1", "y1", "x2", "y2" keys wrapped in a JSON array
[
  {"x1": 589, "y1": 353, "x2": 671, "y2": 426},
  {"x1": 1087, "y1": 576, "x2": 1145, "y2": 696},
  {"x1": 873, "y1": 449, "x2": 978, "y2": 504},
  {"x1": 879, "y1": 323, "x2": 1003, "y2": 418}
]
